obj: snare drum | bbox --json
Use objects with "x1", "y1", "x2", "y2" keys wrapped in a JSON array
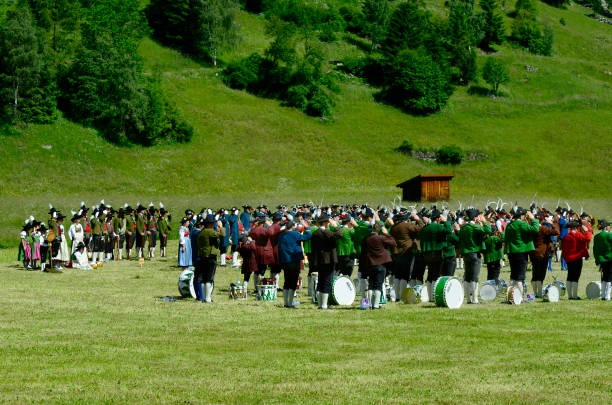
[
  {"x1": 553, "y1": 280, "x2": 566, "y2": 296},
  {"x1": 330, "y1": 276, "x2": 356, "y2": 306},
  {"x1": 178, "y1": 269, "x2": 197, "y2": 299},
  {"x1": 258, "y1": 284, "x2": 277, "y2": 301},
  {"x1": 229, "y1": 284, "x2": 247, "y2": 300},
  {"x1": 543, "y1": 284, "x2": 559, "y2": 302},
  {"x1": 479, "y1": 284, "x2": 497, "y2": 301},
  {"x1": 402, "y1": 285, "x2": 428, "y2": 304},
  {"x1": 433, "y1": 276, "x2": 464, "y2": 309},
  {"x1": 586, "y1": 281, "x2": 601, "y2": 299},
  {"x1": 506, "y1": 286, "x2": 523, "y2": 305}
]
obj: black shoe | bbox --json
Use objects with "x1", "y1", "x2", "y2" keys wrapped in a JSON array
[{"x1": 574, "y1": 296, "x2": 581, "y2": 300}]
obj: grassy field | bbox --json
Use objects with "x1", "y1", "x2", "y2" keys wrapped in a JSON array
[
  {"x1": 1, "y1": 241, "x2": 611, "y2": 404},
  {"x1": 0, "y1": 2, "x2": 610, "y2": 245}
]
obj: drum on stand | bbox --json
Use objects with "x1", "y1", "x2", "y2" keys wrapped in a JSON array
[
  {"x1": 586, "y1": 281, "x2": 602, "y2": 299},
  {"x1": 178, "y1": 269, "x2": 196, "y2": 299},
  {"x1": 543, "y1": 284, "x2": 559, "y2": 302},
  {"x1": 433, "y1": 276, "x2": 464, "y2": 309},
  {"x1": 257, "y1": 284, "x2": 277, "y2": 301},
  {"x1": 330, "y1": 276, "x2": 356, "y2": 306}
]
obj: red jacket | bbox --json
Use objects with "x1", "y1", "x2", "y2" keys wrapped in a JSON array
[
  {"x1": 238, "y1": 242, "x2": 257, "y2": 273},
  {"x1": 268, "y1": 222, "x2": 282, "y2": 265},
  {"x1": 364, "y1": 233, "x2": 397, "y2": 267},
  {"x1": 249, "y1": 226, "x2": 274, "y2": 265},
  {"x1": 562, "y1": 230, "x2": 591, "y2": 263}
]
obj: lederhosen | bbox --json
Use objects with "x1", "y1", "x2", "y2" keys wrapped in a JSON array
[
  {"x1": 104, "y1": 222, "x2": 114, "y2": 254},
  {"x1": 148, "y1": 217, "x2": 157, "y2": 247}
]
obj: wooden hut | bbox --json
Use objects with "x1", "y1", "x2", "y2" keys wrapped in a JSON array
[{"x1": 396, "y1": 174, "x2": 454, "y2": 202}]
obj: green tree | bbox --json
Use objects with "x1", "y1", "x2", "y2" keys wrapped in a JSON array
[
  {"x1": 28, "y1": 0, "x2": 81, "y2": 60},
  {"x1": 0, "y1": 6, "x2": 49, "y2": 123},
  {"x1": 201, "y1": 0, "x2": 241, "y2": 66},
  {"x1": 446, "y1": 0, "x2": 482, "y2": 84},
  {"x1": 362, "y1": 0, "x2": 390, "y2": 51},
  {"x1": 383, "y1": 0, "x2": 432, "y2": 55},
  {"x1": 377, "y1": 49, "x2": 452, "y2": 115},
  {"x1": 264, "y1": 17, "x2": 299, "y2": 67},
  {"x1": 478, "y1": 0, "x2": 504, "y2": 50},
  {"x1": 482, "y1": 57, "x2": 509, "y2": 95}
]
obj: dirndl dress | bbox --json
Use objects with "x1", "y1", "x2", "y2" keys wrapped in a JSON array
[
  {"x1": 56, "y1": 232, "x2": 70, "y2": 261},
  {"x1": 32, "y1": 236, "x2": 41, "y2": 261},
  {"x1": 18, "y1": 237, "x2": 32, "y2": 261},
  {"x1": 178, "y1": 237, "x2": 193, "y2": 267}
]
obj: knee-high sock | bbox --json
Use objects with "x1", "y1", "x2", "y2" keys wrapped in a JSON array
[
  {"x1": 531, "y1": 281, "x2": 538, "y2": 297},
  {"x1": 373, "y1": 290, "x2": 382, "y2": 308},
  {"x1": 106, "y1": 253, "x2": 112, "y2": 261},
  {"x1": 319, "y1": 293, "x2": 329, "y2": 309},
  {"x1": 393, "y1": 278, "x2": 401, "y2": 301},
  {"x1": 426, "y1": 281, "x2": 433, "y2": 302},
  {"x1": 283, "y1": 289, "x2": 289, "y2": 307},
  {"x1": 220, "y1": 254, "x2": 226, "y2": 266},
  {"x1": 287, "y1": 289, "x2": 296, "y2": 306},
  {"x1": 254, "y1": 274, "x2": 260, "y2": 294},
  {"x1": 472, "y1": 282, "x2": 479, "y2": 303},
  {"x1": 307, "y1": 274, "x2": 313, "y2": 296},
  {"x1": 359, "y1": 278, "x2": 368, "y2": 297},
  {"x1": 204, "y1": 283, "x2": 213, "y2": 303},
  {"x1": 365, "y1": 290, "x2": 372, "y2": 305},
  {"x1": 605, "y1": 282, "x2": 611, "y2": 300},
  {"x1": 409, "y1": 279, "x2": 416, "y2": 287},
  {"x1": 274, "y1": 273, "x2": 280, "y2": 289},
  {"x1": 464, "y1": 281, "x2": 472, "y2": 302},
  {"x1": 537, "y1": 281, "x2": 543, "y2": 296},
  {"x1": 232, "y1": 252, "x2": 239, "y2": 266}
]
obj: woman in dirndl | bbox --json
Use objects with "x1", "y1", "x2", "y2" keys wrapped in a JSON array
[
  {"x1": 31, "y1": 220, "x2": 42, "y2": 267},
  {"x1": 18, "y1": 221, "x2": 33, "y2": 269},
  {"x1": 54, "y1": 213, "x2": 70, "y2": 266},
  {"x1": 178, "y1": 218, "x2": 193, "y2": 269}
]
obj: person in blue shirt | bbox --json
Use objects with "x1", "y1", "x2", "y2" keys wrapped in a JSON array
[
  {"x1": 227, "y1": 207, "x2": 241, "y2": 267},
  {"x1": 278, "y1": 219, "x2": 312, "y2": 308},
  {"x1": 556, "y1": 208, "x2": 569, "y2": 270},
  {"x1": 241, "y1": 205, "x2": 253, "y2": 232}
]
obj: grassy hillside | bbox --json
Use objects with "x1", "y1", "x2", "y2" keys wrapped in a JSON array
[{"x1": 0, "y1": 1, "x2": 611, "y2": 247}]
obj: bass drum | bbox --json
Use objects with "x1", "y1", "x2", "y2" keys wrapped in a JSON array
[
  {"x1": 330, "y1": 276, "x2": 356, "y2": 306},
  {"x1": 543, "y1": 285, "x2": 559, "y2": 302},
  {"x1": 178, "y1": 269, "x2": 197, "y2": 299},
  {"x1": 586, "y1": 281, "x2": 601, "y2": 299}
]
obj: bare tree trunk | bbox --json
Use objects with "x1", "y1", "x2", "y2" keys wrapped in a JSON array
[
  {"x1": 13, "y1": 82, "x2": 19, "y2": 121},
  {"x1": 213, "y1": 47, "x2": 217, "y2": 66}
]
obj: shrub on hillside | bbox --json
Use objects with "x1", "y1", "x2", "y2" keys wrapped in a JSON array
[
  {"x1": 437, "y1": 145, "x2": 464, "y2": 165},
  {"x1": 339, "y1": 55, "x2": 386, "y2": 86},
  {"x1": 339, "y1": 6, "x2": 364, "y2": 35},
  {"x1": 377, "y1": 49, "x2": 452, "y2": 115},
  {"x1": 395, "y1": 140, "x2": 414, "y2": 155},
  {"x1": 221, "y1": 53, "x2": 262, "y2": 91}
]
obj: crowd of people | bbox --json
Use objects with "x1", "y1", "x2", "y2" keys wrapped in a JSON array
[
  {"x1": 17, "y1": 201, "x2": 170, "y2": 271},
  {"x1": 17, "y1": 201, "x2": 612, "y2": 306}
]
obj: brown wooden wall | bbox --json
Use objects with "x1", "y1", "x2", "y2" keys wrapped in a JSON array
[{"x1": 420, "y1": 179, "x2": 450, "y2": 201}]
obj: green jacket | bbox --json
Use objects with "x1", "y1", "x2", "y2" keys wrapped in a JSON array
[
  {"x1": 158, "y1": 217, "x2": 169, "y2": 235},
  {"x1": 459, "y1": 222, "x2": 492, "y2": 254},
  {"x1": 443, "y1": 232, "x2": 459, "y2": 258},
  {"x1": 352, "y1": 221, "x2": 372, "y2": 256},
  {"x1": 136, "y1": 213, "x2": 145, "y2": 234},
  {"x1": 483, "y1": 234, "x2": 504, "y2": 263},
  {"x1": 504, "y1": 219, "x2": 539, "y2": 254},
  {"x1": 335, "y1": 226, "x2": 355, "y2": 257},
  {"x1": 90, "y1": 218, "x2": 102, "y2": 236},
  {"x1": 125, "y1": 214, "x2": 135, "y2": 233},
  {"x1": 593, "y1": 231, "x2": 612, "y2": 265},
  {"x1": 303, "y1": 225, "x2": 317, "y2": 254},
  {"x1": 420, "y1": 221, "x2": 452, "y2": 252},
  {"x1": 197, "y1": 227, "x2": 225, "y2": 258},
  {"x1": 146, "y1": 216, "x2": 157, "y2": 232},
  {"x1": 112, "y1": 215, "x2": 122, "y2": 235}
]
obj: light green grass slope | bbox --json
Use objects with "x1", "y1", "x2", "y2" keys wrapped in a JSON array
[{"x1": 0, "y1": 2, "x2": 610, "y2": 247}]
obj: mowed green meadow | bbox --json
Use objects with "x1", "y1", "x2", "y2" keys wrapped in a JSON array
[
  {"x1": 0, "y1": 242, "x2": 611, "y2": 404},
  {"x1": 0, "y1": 1, "x2": 611, "y2": 246}
]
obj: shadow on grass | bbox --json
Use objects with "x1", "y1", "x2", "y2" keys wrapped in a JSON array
[
  {"x1": 467, "y1": 85, "x2": 492, "y2": 97},
  {"x1": 342, "y1": 33, "x2": 372, "y2": 53}
]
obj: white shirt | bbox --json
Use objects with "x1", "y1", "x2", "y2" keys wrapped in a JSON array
[
  {"x1": 74, "y1": 249, "x2": 89, "y2": 267},
  {"x1": 69, "y1": 223, "x2": 84, "y2": 242}
]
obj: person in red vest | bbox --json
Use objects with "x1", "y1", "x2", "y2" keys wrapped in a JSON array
[{"x1": 562, "y1": 221, "x2": 592, "y2": 300}]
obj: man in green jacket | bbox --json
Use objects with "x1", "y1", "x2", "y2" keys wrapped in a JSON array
[
  {"x1": 419, "y1": 210, "x2": 452, "y2": 301},
  {"x1": 135, "y1": 204, "x2": 146, "y2": 259},
  {"x1": 593, "y1": 219, "x2": 612, "y2": 300},
  {"x1": 334, "y1": 214, "x2": 356, "y2": 277},
  {"x1": 442, "y1": 224, "x2": 460, "y2": 277},
  {"x1": 124, "y1": 206, "x2": 135, "y2": 260},
  {"x1": 197, "y1": 215, "x2": 226, "y2": 303},
  {"x1": 459, "y1": 209, "x2": 492, "y2": 304},
  {"x1": 504, "y1": 208, "x2": 540, "y2": 294},
  {"x1": 158, "y1": 207, "x2": 170, "y2": 258}
]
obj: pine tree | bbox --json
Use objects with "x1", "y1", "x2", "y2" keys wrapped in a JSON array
[
  {"x1": 362, "y1": 0, "x2": 390, "y2": 51},
  {"x1": 383, "y1": 0, "x2": 432, "y2": 55},
  {"x1": 479, "y1": 0, "x2": 504, "y2": 50},
  {"x1": 0, "y1": 6, "x2": 45, "y2": 122}
]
